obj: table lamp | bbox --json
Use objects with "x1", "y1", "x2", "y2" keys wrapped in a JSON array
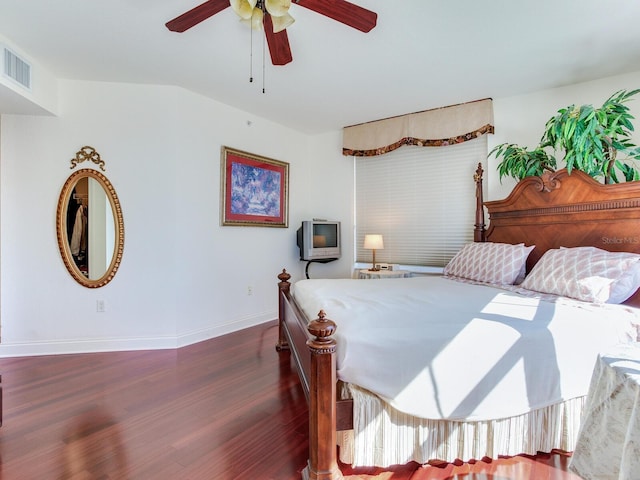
[{"x1": 364, "y1": 234, "x2": 384, "y2": 271}]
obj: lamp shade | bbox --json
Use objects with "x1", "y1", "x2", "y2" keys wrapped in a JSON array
[{"x1": 363, "y1": 234, "x2": 384, "y2": 250}]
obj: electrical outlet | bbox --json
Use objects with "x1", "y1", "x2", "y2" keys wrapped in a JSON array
[
  {"x1": 247, "y1": 286, "x2": 253, "y2": 296},
  {"x1": 96, "y1": 300, "x2": 105, "y2": 312}
]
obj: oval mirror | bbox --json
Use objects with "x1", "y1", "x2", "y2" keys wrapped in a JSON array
[{"x1": 56, "y1": 169, "x2": 124, "y2": 288}]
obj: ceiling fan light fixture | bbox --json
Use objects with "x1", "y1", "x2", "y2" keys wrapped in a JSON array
[
  {"x1": 239, "y1": 7, "x2": 264, "y2": 30},
  {"x1": 271, "y1": 11, "x2": 295, "y2": 33},
  {"x1": 265, "y1": 0, "x2": 291, "y2": 17},
  {"x1": 230, "y1": 0, "x2": 258, "y2": 20},
  {"x1": 166, "y1": 0, "x2": 377, "y2": 67}
]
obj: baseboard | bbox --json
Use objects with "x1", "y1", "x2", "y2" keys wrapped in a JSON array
[
  {"x1": 175, "y1": 311, "x2": 275, "y2": 348},
  {"x1": 0, "y1": 311, "x2": 276, "y2": 358}
]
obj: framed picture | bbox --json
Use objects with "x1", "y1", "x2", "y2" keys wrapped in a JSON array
[{"x1": 221, "y1": 146, "x2": 289, "y2": 227}]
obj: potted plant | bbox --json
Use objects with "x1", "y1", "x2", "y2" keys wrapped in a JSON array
[
  {"x1": 541, "y1": 89, "x2": 640, "y2": 183},
  {"x1": 490, "y1": 89, "x2": 640, "y2": 184},
  {"x1": 488, "y1": 143, "x2": 557, "y2": 183}
]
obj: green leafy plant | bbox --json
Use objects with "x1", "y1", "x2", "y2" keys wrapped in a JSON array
[
  {"x1": 489, "y1": 143, "x2": 557, "y2": 183},
  {"x1": 541, "y1": 89, "x2": 640, "y2": 183},
  {"x1": 490, "y1": 89, "x2": 640, "y2": 184}
]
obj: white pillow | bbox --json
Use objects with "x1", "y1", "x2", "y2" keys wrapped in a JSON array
[
  {"x1": 444, "y1": 242, "x2": 535, "y2": 285},
  {"x1": 520, "y1": 246, "x2": 640, "y2": 303},
  {"x1": 608, "y1": 260, "x2": 640, "y2": 304}
]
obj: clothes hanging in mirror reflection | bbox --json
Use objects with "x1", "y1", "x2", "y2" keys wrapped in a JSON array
[{"x1": 70, "y1": 197, "x2": 89, "y2": 277}]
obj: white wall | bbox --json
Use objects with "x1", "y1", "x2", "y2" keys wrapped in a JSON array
[
  {"x1": 489, "y1": 71, "x2": 640, "y2": 200},
  {"x1": 290, "y1": 131, "x2": 355, "y2": 280},
  {"x1": 0, "y1": 79, "x2": 351, "y2": 356},
  {"x1": 2, "y1": 69, "x2": 640, "y2": 357}
]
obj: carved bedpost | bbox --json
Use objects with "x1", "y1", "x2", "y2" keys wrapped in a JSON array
[
  {"x1": 474, "y1": 162, "x2": 486, "y2": 242},
  {"x1": 276, "y1": 269, "x2": 291, "y2": 351},
  {"x1": 306, "y1": 310, "x2": 343, "y2": 480}
]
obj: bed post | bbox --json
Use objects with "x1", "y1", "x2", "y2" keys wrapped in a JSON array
[
  {"x1": 474, "y1": 162, "x2": 486, "y2": 242},
  {"x1": 276, "y1": 269, "x2": 291, "y2": 351},
  {"x1": 305, "y1": 310, "x2": 343, "y2": 480}
]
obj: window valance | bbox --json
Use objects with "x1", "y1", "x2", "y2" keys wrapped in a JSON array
[{"x1": 342, "y1": 98, "x2": 494, "y2": 157}]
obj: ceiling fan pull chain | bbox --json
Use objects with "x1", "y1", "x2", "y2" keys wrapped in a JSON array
[
  {"x1": 262, "y1": 23, "x2": 266, "y2": 94},
  {"x1": 249, "y1": 21, "x2": 254, "y2": 83}
]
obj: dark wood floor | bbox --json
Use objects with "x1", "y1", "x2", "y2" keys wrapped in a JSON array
[{"x1": 0, "y1": 321, "x2": 582, "y2": 479}]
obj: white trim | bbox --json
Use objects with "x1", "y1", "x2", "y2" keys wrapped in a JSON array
[
  {"x1": 176, "y1": 311, "x2": 275, "y2": 348},
  {"x1": 0, "y1": 312, "x2": 276, "y2": 357}
]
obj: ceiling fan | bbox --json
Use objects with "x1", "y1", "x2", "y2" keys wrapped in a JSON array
[{"x1": 165, "y1": 0, "x2": 377, "y2": 66}]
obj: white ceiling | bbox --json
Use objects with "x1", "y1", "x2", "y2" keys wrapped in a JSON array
[{"x1": 1, "y1": 0, "x2": 640, "y2": 134}]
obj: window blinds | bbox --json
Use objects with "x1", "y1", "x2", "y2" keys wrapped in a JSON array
[{"x1": 355, "y1": 136, "x2": 487, "y2": 267}]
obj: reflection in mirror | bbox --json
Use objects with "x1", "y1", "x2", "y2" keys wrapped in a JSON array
[{"x1": 57, "y1": 169, "x2": 124, "y2": 288}]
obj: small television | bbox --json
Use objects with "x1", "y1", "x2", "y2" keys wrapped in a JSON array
[{"x1": 297, "y1": 220, "x2": 341, "y2": 261}]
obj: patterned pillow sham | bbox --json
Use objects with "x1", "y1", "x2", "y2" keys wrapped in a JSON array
[
  {"x1": 520, "y1": 246, "x2": 640, "y2": 303},
  {"x1": 444, "y1": 242, "x2": 535, "y2": 285}
]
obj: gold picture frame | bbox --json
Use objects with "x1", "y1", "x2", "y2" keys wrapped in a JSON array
[{"x1": 221, "y1": 146, "x2": 289, "y2": 227}]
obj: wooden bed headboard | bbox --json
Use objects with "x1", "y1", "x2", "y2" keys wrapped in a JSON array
[{"x1": 474, "y1": 164, "x2": 640, "y2": 307}]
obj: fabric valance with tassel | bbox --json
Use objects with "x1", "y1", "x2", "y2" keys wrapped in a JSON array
[{"x1": 342, "y1": 98, "x2": 494, "y2": 157}]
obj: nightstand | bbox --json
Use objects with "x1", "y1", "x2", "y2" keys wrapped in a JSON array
[{"x1": 358, "y1": 269, "x2": 411, "y2": 279}]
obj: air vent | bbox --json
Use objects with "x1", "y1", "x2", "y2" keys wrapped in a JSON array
[{"x1": 3, "y1": 47, "x2": 31, "y2": 90}]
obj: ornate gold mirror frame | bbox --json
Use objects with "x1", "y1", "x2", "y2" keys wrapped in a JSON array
[{"x1": 56, "y1": 149, "x2": 124, "y2": 288}]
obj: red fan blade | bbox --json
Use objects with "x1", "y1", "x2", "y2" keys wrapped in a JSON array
[
  {"x1": 264, "y1": 14, "x2": 293, "y2": 66},
  {"x1": 295, "y1": 0, "x2": 377, "y2": 33},
  {"x1": 165, "y1": 0, "x2": 230, "y2": 33}
]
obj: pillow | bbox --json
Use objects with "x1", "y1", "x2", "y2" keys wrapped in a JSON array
[
  {"x1": 607, "y1": 260, "x2": 640, "y2": 304},
  {"x1": 444, "y1": 242, "x2": 535, "y2": 285},
  {"x1": 514, "y1": 258, "x2": 529, "y2": 285},
  {"x1": 520, "y1": 246, "x2": 640, "y2": 303}
]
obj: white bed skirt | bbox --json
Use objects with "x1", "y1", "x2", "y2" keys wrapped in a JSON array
[{"x1": 337, "y1": 383, "x2": 584, "y2": 467}]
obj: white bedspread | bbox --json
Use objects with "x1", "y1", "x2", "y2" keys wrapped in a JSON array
[{"x1": 292, "y1": 275, "x2": 640, "y2": 421}]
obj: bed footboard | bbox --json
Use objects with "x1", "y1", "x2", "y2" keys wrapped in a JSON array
[{"x1": 277, "y1": 269, "x2": 344, "y2": 480}]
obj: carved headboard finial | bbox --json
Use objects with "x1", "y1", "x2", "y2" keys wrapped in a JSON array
[
  {"x1": 537, "y1": 170, "x2": 561, "y2": 193},
  {"x1": 474, "y1": 162, "x2": 484, "y2": 184}
]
